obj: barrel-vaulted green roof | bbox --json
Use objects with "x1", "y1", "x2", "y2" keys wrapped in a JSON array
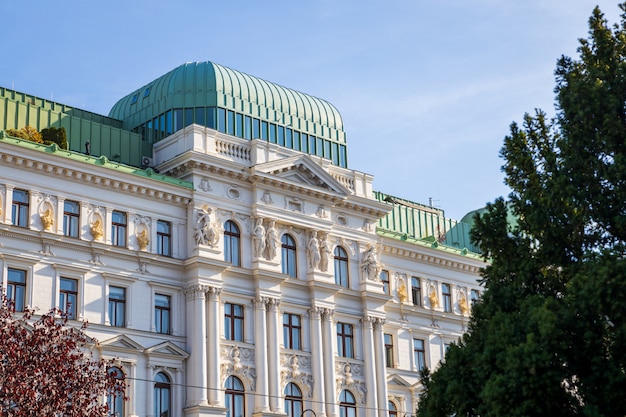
[{"x1": 108, "y1": 61, "x2": 345, "y2": 142}]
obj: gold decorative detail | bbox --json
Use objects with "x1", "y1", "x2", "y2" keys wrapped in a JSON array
[
  {"x1": 136, "y1": 227, "x2": 149, "y2": 251},
  {"x1": 398, "y1": 281, "x2": 408, "y2": 303},
  {"x1": 40, "y1": 207, "x2": 54, "y2": 231},
  {"x1": 459, "y1": 293, "x2": 469, "y2": 315},
  {"x1": 90, "y1": 216, "x2": 104, "y2": 241},
  {"x1": 428, "y1": 287, "x2": 439, "y2": 308}
]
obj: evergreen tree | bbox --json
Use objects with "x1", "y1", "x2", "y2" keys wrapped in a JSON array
[{"x1": 417, "y1": 4, "x2": 626, "y2": 416}]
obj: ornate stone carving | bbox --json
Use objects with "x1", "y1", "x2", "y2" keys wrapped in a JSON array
[
  {"x1": 458, "y1": 290, "x2": 469, "y2": 315},
  {"x1": 361, "y1": 243, "x2": 380, "y2": 281},
  {"x1": 335, "y1": 361, "x2": 367, "y2": 403},
  {"x1": 307, "y1": 230, "x2": 321, "y2": 270},
  {"x1": 89, "y1": 206, "x2": 105, "y2": 241},
  {"x1": 221, "y1": 345, "x2": 256, "y2": 391},
  {"x1": 265, "y1": 220, "x2": 280, "y2": 260},
  {"x1": 135, "y1": 223, "x2": 149, "y2": 251},
  {"x1": 252, "y1": 217, "x2": 266, "y2": 258},
  {"x1": 428, "y1": 284, "x2": 439, "y2": 309},
  {"x1": 38, "y1": 194, "x2": 56, "y2": 231},
  {"x1": 280, "y1": 353, "x2": 313, "y2": 397},
  {"x1": 194, "y1": 205, "x2": 219, "y2": 247},
  {"x1": 319, "y1": 233, "x2": 332, "y2": 272}
]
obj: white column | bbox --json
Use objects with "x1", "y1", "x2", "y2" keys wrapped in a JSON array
[
  {"x1": 253, "y1": 296, "x2": 270, "y2": 412},
  {"x1": 146, "y1": 366, "x2": 155, "y2": 417},
  {"x1": 185, "y1": 285, "x2": 209, "y2": 407},
  {"x1": 373, "y1": 318, "x2": 388, "y2": 417},
  {"x1": 267, "y1": 298, "x2": 282, "y2": 413},
  {"x1": 361, "y1": 316, "x2": 378, "y2": 417},
  {"x1": 309, "y1": 307, "x2": 327, "y2": 417},
  {"x1": 321, "y1": 309, "x2": 338, "y2": 417},
  {"x1": 207, "y1": 286, "x2": 223, "y2": 406}
]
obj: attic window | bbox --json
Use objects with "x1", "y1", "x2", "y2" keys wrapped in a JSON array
[
  {"x1": 130, "y1": 94, "x2": 138, "y2": 105},
  {"x1": 143, "y1": 87, "x2": 151, "y2": 98}
]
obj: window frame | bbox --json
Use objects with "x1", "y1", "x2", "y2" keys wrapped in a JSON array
[
  {"x1": 154, "y1": 372, "x2": 171, "y2": 417},
  {"x1": 225, "y1": 375, "x2": 245, "y2": 417},
  {"x1": 224, "y1": 220, "x2": 241, "y2": 266},
  {"x1": 224, "y1": 302, "x2": 244, "y2": 342},
  {"x1": 380, "y1": 270, "x2": 390, "y2": 295},
  {"x1": 339, "y1": 390, "x2": 356, "y2": 417},
  {"x1": 384, "y1": 333, "x2": 394, "y2": 368},
  {"x1": 413, "y1": 338, "x2": 426, "y2": 371},
  {"x1": 281, "y1": 234, "x2": 297, "y2": 278},
  {"x1": 108, "y1": 285, "x2": 126, "y2": 327},
  {"x1": 283, "y1": 313, "x2": 302, "y2": 350},
  {"x1": 336, "y1": 322, "x2": 354, "y2": 358},
  {"x1": 442, "y1": 283, "x2": 452, "y2": 312},
  {"x1": 284, "y1": 382, "x2": 303, "y2": 417},
  {"x1": 63, "y1": 200, "x2": 80, "y2": 238},
  {"x1": 111, "y1": 210, "x2": 127, "y2": 247},
  {"x1": 411, "y1": 276, "x2": 422, "y2": 306},
  {"x1": 155, "y1": 293, "x2": 171, "y2": 335},
  {"x1": 470, "y1": 289, "x2": 480, "y2": 306},
  {"x1": 334, "y1": 246, "x2": 349, "y2": 288},
  {"x1": 7, "y1": 267, "x2": 27, "y2": 312},
  {"x1": 11, "y1": 189, "x2": 29, "y2": 228},
  {"x1": 59, "y1": 277, "x2": 78, "y2": 320},
  {"x1": 107, "y1": 366, "x2": 125, "y2": 417},
  {"x1": 157, "y1": 220, "x2": 172, "y2": 257}
]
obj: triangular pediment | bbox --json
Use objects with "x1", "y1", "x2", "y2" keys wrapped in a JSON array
[
  {"x1": 100, "y1": 334, "x2": 145, "y2": 352},
  {"x1": 144, "y1": 341, "x2": 189, "y2": 359},
  {"x1": 387, "y1": 374, "x2": 412, "y2": 387},
  {"x1": 251, "y1": 155, "x2": 349, "y2": 195}
]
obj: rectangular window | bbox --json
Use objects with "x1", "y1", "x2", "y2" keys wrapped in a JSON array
[
  {"x1": 316, "y1": 137, "x2": 324, "y2": 157},
  {"x1": 235, "y1": 113, "x2": 243, "y2": 137},
  {"x1": 217, "y1": 108, "x2": 226, "y2": 133},
  {"x1": 413, "y1": 338, "x2": 426, "y2": 370},
  {"x1": 108, "y1": 286, "x2": 126, "y2": 327},
  {"x1": 336, "y1": 322, "x2": 354, "y2": 358},
  {"x1": 277, "y1": 126, "x2": 285, "y2": 146},
  {"x1": 12, "y1": 189, "x2": 29, "y2": 227},
  {"x1": 261, "y1": 121, "x2": 268, "y2": 140},
  {"x1": 470, "y1": 289, "x2": 480, "y2": 306},
  {"x1": 308, "y1": 135, "x2": 316, "y2": 155},
  {"x1": 269, "y1": 124, "x2": 277, "y2": 143},
  {"x1": 252, "y1": 118, "x2": 260, "y2": 139},
  {"x1": 380, "y1": 270, "x2": 390, "y2": 295},
  {"x1": 442, "y1": 283, "x2": 452, "y2": 312},
  {"x1": 185, "y1": 108, "x2": 194, "y2": 127},
  {"x1": 411, "y1": 276, "x2": 422, "y2": 306},
  {"x1": 244, "y1": 115, "x2": 252, "y2": 140},
  {"x1": 384, "y1": 333, "x2": 394, "y2": 367},
  {"x1": 111, "y1": 211, "x2": 127, "y2": 247},
  {"x1": 7, "y1": 268, "x2": 26, "y2": 312},
  {"x1": 155, "y1": 294, "x2": 171, "y2": 334},
  {"x1": 227, "y1": 110, "x2": 235, "y2": 135},
  {"x1": 339, "y1": 145, "x2": 347, "y2": 168},
  {"x1": 283, "y1": 313, "x2": 302, "y2": 350},
  {"x1": 285, "y1": 128, "x2": 293, "y2": 148},
  {"x1": 195, "y1": 107, "x2": 206, "y2": 127},
  {"x1": 59, "y1": 278, "x2": 78, "y2": 319},
  {"x1": 224, "y1": 303, "x2": 244, "y2": 342},
  {"x1": 157, "y1": 220, "x2": 172, "y2": 257},
  {"x1": 206, "y1": 107, "x2": 216, "y2": 130},
  {"x1": 63, "y1": 200, "x2": 80, "y2": 238}
]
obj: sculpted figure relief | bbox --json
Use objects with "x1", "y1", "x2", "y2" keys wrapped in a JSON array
[
  {"x1": 429, "y1": 286, "x2": 439, "y2": 309},
  {"x1": 90, "y1": 216, "x2": 104, "y2": 241},
  {"x1": 40, "y1": 207, "x2": 54, "y2": 231},
  {"x1": 319, "y1": 233, "x2": 332, "y2": 272},
  {"x1": 194, "y1": 205, "x2": 219, "y2": 247},
  {"x1": 253, "y1": 217, "x2": 266, "y2": 258},
  {"x1": 307, "y1": 230, "x2": 321, "y2": 270},
  {"x1": 361, "y1": 244, "x2": 379, "y2": 280},
  {"x1": 136, "y1": 227, "x2": 149, "y2": 251},
  {"x1": 265, "y1": 220, "x2": 280, "y2": 260}
]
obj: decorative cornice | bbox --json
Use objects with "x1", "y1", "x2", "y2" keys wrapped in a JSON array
[{"x1": 381, "y1": 244, "x2": 483, "y2": 274}]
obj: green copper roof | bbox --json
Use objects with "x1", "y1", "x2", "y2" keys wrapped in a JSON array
[{"x1": 108, "y1": 61, "x2": 345, "y2": 142}]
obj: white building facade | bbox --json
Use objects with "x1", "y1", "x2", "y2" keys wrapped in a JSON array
[{"x1": 0, "y1": 62, "x2": 485, "y2": 417}]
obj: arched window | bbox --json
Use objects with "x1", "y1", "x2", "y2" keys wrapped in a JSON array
[
  {"x1": 281, "y1": 234, "x2": 297, "y2": 278},
  {"x1": 388, "y1": 401, "x2": 398, "y2": 417},
  {"x1": 225, "y1": 376, "x2": 245, "y2": 417},
  {"x1": 107, "y1": 367, "x2": 125, "y2": 417},
  {"x1": 339, "y1": 390, "x2": 356, "y2": 417},
  {"x1": 224, "y1": 221, "x2": 241, "y2": 266},
  {"x1": 154, "y1": 372, "x2": 171, "y2": 417},
  {"x1": 334, "y1": 246, "x2": 349, "y2": 287},
  {"x1": 284, "y1": 383, "x2": 303, "y2": 417}
]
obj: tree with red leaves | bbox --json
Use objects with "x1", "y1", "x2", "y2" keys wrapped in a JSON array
[{"x1": 0, "y1": 294, "x2": 125, "y2": 417}]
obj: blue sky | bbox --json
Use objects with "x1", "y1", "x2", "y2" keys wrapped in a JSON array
[{"x1": 1, "y1": 1, "x2": 621, "y2": 220}]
